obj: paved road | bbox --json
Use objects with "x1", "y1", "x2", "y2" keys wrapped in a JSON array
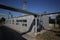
[{"x1": 0, "y1": 25, "x2": 27, "y2": 40}]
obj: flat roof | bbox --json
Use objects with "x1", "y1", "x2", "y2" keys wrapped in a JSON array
[{"x1": 7, "y1": 15, "x2": 34, "y2": 19}]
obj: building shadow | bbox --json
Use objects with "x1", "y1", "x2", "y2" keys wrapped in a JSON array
[
  {"x1": 21, "y1": 19, "x2": 44, "y2": 35},
  {"x1": 0, "y1": 25, "x2": 27, "y2": 40},
  {"x1": 21, "y1": 19, "x2": 35, "y2": 35}
]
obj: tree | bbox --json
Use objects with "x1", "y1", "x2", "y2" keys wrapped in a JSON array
[{"x1": 0, "y1": 17, "x2": 5, "y2": 24}]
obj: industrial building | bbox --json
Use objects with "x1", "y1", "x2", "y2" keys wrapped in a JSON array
[
  {"x1": 4, "y1": 15, "x2": 49, "y2": 36},
  {"x1": 0, "y1": 4, "x2": 49, "y2": 37}
]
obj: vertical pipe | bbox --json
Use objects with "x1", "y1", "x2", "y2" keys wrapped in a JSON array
[{"x1": 35, "y1": 17, "x2": 37, "y2": 33}]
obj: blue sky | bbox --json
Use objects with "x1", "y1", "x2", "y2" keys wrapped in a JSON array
[{"x1": 0, "y1": 0, "x2": 60, "y2": 17}]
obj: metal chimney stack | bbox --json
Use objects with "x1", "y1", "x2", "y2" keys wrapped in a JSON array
[
  {"x1": 23, "y1": 0, "x2": 27, "y2": 10},
  {"x1": 23, "y1": 0, "x2": 28, "y2": 15}
]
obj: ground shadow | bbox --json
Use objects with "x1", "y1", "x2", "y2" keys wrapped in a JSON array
[{"x1": 0, "y1": 25, "x2": 27, "y2": 40}]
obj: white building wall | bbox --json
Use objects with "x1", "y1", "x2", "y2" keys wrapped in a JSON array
[
  {"x1": 5, "y1": 15, "x2": 35, "y2": 33},
  {"x1": 4, "y1": 15, "x2": 49, "y2": 37},
  {"x1": 42, "y1": 15, "x2": 49, "y2": 29}
]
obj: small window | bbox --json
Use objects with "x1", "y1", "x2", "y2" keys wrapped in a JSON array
[
  {"x1": 16, "y1": 23, "x2": 19, "y2": 25},
  {"x1": 16, "y1": 20, "x2": 27, "y2": 22},
  {"x1": 13, "y1": 20, "x2": 14, "y2": 22},
  {"x1": 12, "y1": 20, "x2": 14, "y2": 24},
  {"x1": 10, "y1": 20, "x2": 11, "y2": 24},
  {"x1": 25, "y1": 24, "x2": 27, "y2": 26},
  {"x1": 22, "y1": 24, "x2": 27, "y2": 26},
  {"x1": 16, "y1": 20, "x2": 22, "y2": 22},
  {"x1": 23, "y1": 20, "x2": 27, "y2": 22}
]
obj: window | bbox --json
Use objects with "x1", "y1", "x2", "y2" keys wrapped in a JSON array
[
  {"x1": 10, "y1": 20, "x2": 11, "y2": 24},
  {"x1": 16, "y1": 19, "x2": 27, "y2": 26},
  {"x1": 12, "y1": 20, "x2": 14, "y2": 24},
  {"x1": 16, "y1": 20, "x2": 27, "y2": 22},
  {"x1": 22, "y1": 24, "x2": 27, "y2": 26},
  {"x1": 23, "y1": 20, "x2": 27, "y2": 22},
  {"x1": 16, "y1": 20, "x2": 22, "y2": 22},
  {"x1": 16, "y1": 23, "x2": 19, "y2": 25},
  {"x1": 24, "y1": 24, "x2": 27, "y2": 26}
]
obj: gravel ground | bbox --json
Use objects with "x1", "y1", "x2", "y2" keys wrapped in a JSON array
[{"x1": 35, "y1": 28, "x2": 60, "y2": 40}]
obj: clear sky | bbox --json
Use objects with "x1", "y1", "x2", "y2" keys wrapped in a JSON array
[{"x1": 0, "y1": 0, "x2": 60, "y2": 17}]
